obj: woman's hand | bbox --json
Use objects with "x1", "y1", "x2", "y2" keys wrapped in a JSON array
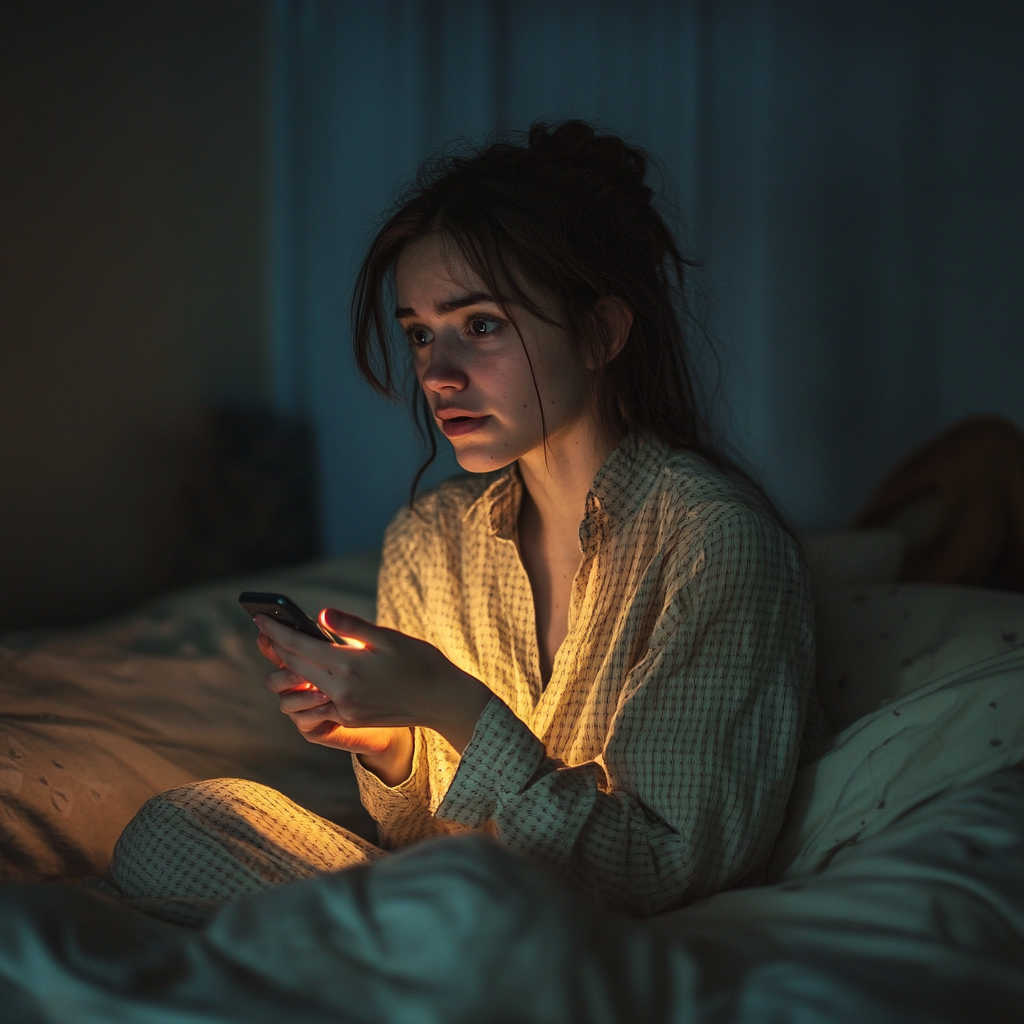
[
  {"x1": 255, "y1": 609, "x2": 493, "y2": 785},
  {"x1": 257, "y1": 626, "x2": 413, "y2": 784}
]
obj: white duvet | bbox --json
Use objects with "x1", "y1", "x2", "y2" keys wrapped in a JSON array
[
  {"x1": 0, "y1": 765, "x2": 1021, "y2": 1023},
  {"x1": 0, "y1": 563, "x2": 1022, "y2": 1022}
]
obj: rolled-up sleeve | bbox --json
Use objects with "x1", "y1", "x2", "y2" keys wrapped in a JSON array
[{"x1": 351, "y1": 727, "x2": 448, "y2": 848}]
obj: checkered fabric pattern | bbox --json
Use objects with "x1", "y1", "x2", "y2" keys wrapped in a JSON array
[
  {"x1": 104, "y1": 778, "x2": 382, "y2": 925},
  {"x1": 355, "y1": 435, "x2": 815, "y2": 914},
  {"x1": 102, "y1": 436, "x2": 814, "y2": 923}
]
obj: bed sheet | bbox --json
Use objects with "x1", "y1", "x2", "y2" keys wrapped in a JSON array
[{"x1": 0, "y1": 762, "x2": 1020, "y2": 1023}]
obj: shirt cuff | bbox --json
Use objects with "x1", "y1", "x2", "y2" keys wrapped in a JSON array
[
  {"x1": 351, "y1": 727, "x2": 429, "y2": 818},
  {"x1": 436, "y1": 696, "x2": 546, "y2": 828}
]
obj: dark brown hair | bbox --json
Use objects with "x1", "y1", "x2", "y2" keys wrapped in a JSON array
[{"x1": 352, "y1": 120, "x2": 770, "y2": 509}]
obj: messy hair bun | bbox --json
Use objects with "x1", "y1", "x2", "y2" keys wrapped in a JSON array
[
  {"x1": 352, "y1": 119, "x2": 766, "y2": 508},
  {"x1": 528, "y1": 120, "x2": 649, "y2": 193}
]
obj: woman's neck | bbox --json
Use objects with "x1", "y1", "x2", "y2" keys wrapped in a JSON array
[
  {"x1": 515, "y1": 413, "x2": 618, "y2": 683},
  {"x1": 516, "y1": 413, "x2": 619, "y2": 546}
]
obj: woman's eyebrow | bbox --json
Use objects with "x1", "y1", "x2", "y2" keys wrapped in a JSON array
[{"x1": 394, "y1": 291, "x2": 498, "y2": 318}]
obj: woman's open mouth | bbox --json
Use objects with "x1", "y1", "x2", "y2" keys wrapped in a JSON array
[{"x1": 439, "y1": 414, "x2": 490, "y2": 438}]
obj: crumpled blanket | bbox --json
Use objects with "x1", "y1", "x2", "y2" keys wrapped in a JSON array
[
  {"x1": 0, "y1": 764, "x2": 1022, "y2": 1024},
  {"x1": 856, "y1": 416, "x2": 1024, "y2": 592}
]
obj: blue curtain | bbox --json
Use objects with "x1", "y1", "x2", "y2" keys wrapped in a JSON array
[{"x1": 271, "y1": 0, "x2": 1024, "y2": 555}]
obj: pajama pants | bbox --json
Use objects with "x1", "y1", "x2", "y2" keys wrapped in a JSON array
[{"x1": 101, "y1": 778, "x2": 384, "y2": 926}]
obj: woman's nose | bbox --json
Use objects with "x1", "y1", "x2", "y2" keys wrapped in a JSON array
[{"x1": 420, "y1": 334, "x2": 468, "y2": 393}]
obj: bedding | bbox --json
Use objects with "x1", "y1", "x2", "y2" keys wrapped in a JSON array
[
  {"x1": 0, "y1": 762, "x2": 1021, "y2": 1022},
  {"x1": 0, "y1": 554, "x2": 381, "y2": 880},
  {"x1": 771, "y1": 582, "x2": 1024, "y2": 878},
  {"x1": 0, "y1": 543, "x2": 1022, "y2": 1021}
]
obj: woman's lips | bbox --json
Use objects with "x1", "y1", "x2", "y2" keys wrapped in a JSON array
[{"x1": 439, "y1": 414, "x2": 490, "y2": 438}]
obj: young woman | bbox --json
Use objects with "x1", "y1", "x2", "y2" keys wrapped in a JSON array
[{"x1": 106, "y1": 121, "x2": 815, "y2": 925}]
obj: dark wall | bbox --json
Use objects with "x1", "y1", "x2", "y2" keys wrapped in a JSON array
[{"x1": 0, "y1": 1, "x2": 270, "y2": 629}]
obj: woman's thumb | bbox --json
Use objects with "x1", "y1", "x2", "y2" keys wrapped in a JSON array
[{"x1": 319, "y1": 607, "x2": 374, "y2": 648}]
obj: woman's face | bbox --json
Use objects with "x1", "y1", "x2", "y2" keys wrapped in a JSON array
[{"x1": 395, "y1": 234, "x2": 592, "y2": 474}]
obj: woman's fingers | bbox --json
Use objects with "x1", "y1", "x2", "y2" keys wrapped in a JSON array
[
  {"x1": 256, "y1": 616, "x2": 373, "y2": 699},
  {"x1": 320, "y1": 607, "x2": 383, "y2": 649},
  {"x1": 297, "y1": 720, "x2": 343, "y2": 746},
  {"x1": 255, "y1": 616, "x2": 353, "y2": 687},
  {"x1": 256, "y1": 630, "x2": 287, "y2": 669},
  {"x1": 257, "y1": 610, "x2": 486, "y2": 751},
  {"x1": 290, "y1": 703, "x2": 344, "y2": 730},
  {"x1": 278, "y1": 686, "x2": 331, "y2": 713},
  {"x1": 265, "y1": 667, "x2": 317, "y2": 695},
  {"x1": 254, "y1": 614, "x2": 340, "y2": 668}
]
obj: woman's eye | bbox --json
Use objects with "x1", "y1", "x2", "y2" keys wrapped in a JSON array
[
  {"x1": 468, "y1": 318, "x2": 498, "y2": 336},
  {"x1": 406, "y1": 327, "x2": 433, "y2": 347}
]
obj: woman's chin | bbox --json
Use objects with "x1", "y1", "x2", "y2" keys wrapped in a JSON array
[{"x1": 451, "y1": 443, "x2": 519, "y2": 474}]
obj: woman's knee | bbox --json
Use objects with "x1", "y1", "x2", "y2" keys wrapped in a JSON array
[
  {"x1": 109, "y1": 777, "x2": 381, "y2": 899},
  {"x1": 114, "y1": 778, "x2": 266, "y2": 850},
  {"x1": 108, "y1": 779, "x2": 280, "y2": 896}
]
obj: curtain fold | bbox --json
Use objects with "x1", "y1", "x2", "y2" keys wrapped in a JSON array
[{"x1": 271, "y1": 0, "x2": 1023, "y2": 554}]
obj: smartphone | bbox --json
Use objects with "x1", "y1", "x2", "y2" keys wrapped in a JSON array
[{"x1": 238, "y1": 592, "x2": 335, "y2": 642}]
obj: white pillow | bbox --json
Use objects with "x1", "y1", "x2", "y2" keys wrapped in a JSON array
[{"x1": 769, "y1": 583, "x2": 1024, "y2": 881}]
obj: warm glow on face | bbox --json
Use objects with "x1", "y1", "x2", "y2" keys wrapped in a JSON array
[
  {"x1": 318, "y1": 609, "x2": 367, "y2": 649},
  {"x1": 394, "y1": 235, "x2": 592, "y2": 474}
]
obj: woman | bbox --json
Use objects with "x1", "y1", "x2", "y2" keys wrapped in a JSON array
[{"x1": 106, "y1": 121, "x2": 815, "y2": 925}]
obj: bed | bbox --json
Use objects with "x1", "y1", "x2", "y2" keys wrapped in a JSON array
[{"x1": 0, "y1": 540, "x2": 1022, "y2": 1022}]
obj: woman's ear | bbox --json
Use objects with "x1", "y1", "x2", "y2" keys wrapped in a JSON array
[{"x1": 586, "y1": 297, "x2": 634, "y2": 369}]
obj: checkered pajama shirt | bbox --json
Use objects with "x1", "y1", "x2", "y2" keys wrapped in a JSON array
[{"x1": 353, "y1": 435, "x2": 816, "y2": 916}]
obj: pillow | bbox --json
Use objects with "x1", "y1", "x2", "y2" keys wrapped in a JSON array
[
  {"x1": 769, "y1": 583, "x2": 1024, "y2": 881},
  {"x1": 0, "y1": 554, "x2": 382, "y2": 881}
]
